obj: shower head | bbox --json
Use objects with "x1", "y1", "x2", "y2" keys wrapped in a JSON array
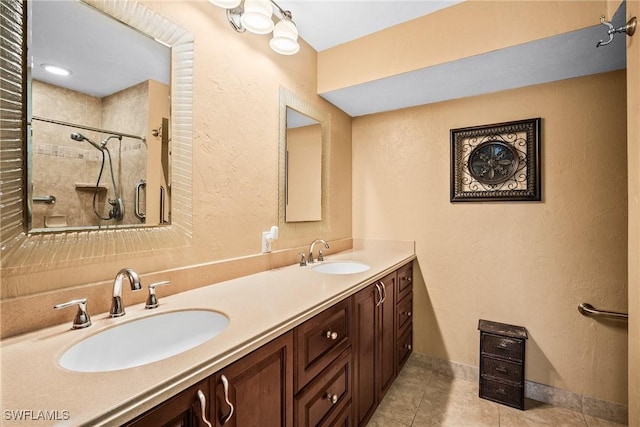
[{"x1": 70, "y1": 132, "x2": 102, "y2": 151}]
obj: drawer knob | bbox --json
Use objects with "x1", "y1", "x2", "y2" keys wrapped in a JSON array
[
  {"x1": 404, "y1": 311, "x2": 412, "y2": 317},
  {"x1": 495, "y1": 365, "x2": 508, "y2": 374},
  {"x1": 325, "y1": 392, "x2": 338, "y2": 404},
  {"x1": 405, "y1": 344, "x2": 412, "y2": 350},
  {"x1": 403, "y1": 277, "x2": 412, "y2": 282},
  {"x1": 325, "y1": 331, "x2": 338, "y2": 340}
]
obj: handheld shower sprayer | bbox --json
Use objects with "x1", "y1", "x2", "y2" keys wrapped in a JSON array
[{"x1": 70, "y1": 132, "x2": 102, "y2": 151}]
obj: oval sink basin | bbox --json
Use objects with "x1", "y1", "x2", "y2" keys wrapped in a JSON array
[
  {"x1": 312, "y1": 261, "x2": 370, "y2": 275},
  {"x1": 59, "y1": 310, "x2": 228, "y2": 372}
]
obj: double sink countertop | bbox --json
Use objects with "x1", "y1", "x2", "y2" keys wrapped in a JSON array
[{"x1": 0, "y1": 240, "x2": 415, "y2": 426}]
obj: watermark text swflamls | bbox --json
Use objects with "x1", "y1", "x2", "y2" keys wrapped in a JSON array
[{"x1": 4, "y1": 409, "x2": 70, "y2": 422}]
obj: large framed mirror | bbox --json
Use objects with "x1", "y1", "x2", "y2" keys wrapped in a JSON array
[
  {"x1": 0, "y1": 0, "x2": 193, "y2": 274},
  {"x1": 278, "y1": 87, "x2": 331, "y2": 234},
  {"x1": 27, "y1": 0, "x2": 171, "y2": 231}
]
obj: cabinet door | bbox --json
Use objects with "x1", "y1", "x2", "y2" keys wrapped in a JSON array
[
  {"x1": 124, "y1": 379, "x2": 212, "y2": 427},
  {"x1": 212, "y1": 331, "x2": 293, "y2": 427},
  {"x1": 376, "y1": 272, "x2": 396, "y2": 400},
  {"x1": 354, "y1": 283, "x2": 377, "y2": 426}
]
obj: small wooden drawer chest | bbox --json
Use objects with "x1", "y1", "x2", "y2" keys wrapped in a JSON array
[{"x1": 478, "y1": 319, "x2": 528, "y2": 410}]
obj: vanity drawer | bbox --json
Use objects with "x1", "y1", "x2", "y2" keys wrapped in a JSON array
[
  {"x1": 481, "y1": 334, "x2": 524, "y2": 362},
  {"x1": 397, "y1": 326, "x2": 413, "y2": 371},
  {"x1": 480, "y1": 377, "x2": 524, "y2": 410},
  {"x1": 396, "y1": 263, "x2": 413, "y2": 302},
  {"x1": 396, "y1": 293, "x2": 413, "y2": 334},
  {"x1": 480, "y1": 356, "x2": 522, "y2": 384},
  {"x1": 295, "y1": 298, "x2": 353, "y2": 392},
  {"x1": 295, "y1": 349, "x2": 352, "y2": 427}
]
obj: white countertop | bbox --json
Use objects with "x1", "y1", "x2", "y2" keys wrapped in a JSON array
[{"x1": 0, "y1": 243, "x2": 414, "y2": 426}]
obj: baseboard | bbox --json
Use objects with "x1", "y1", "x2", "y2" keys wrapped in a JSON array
[{"x1": 409, "y1": 353, "x2": 628, "y2": 425}]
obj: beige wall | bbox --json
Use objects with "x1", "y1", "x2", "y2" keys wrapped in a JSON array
[
  {"x1": 625, "y1": 0, "x2": 639, "y2": 423},
  {"x1": 318, "y1": 1, "x2": 607, "y2": 93},
  {"x1": 352, "y1": 71, "x2": 628, "y2": 404},
  {"x1": 1, "y1": 2, "x2": 352, "y2": 299}
]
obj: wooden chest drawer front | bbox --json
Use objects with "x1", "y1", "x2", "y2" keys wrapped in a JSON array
[
  {"x1": 397, "y1": 326, "x2": 413, "y2": 370},
  {"x1": 396, "y1": 293, "x2": 413, "y2": 333},
  {"x1": 323, "y1": 401, "x2": 352, "y2": 427},
  {"x1": 482, "y1": 334, "x2": 524, "y2": 362},
  {"x1": 295, "y1": 298, "x2": 352, "y2": 392},
  {"x1": 295, "y1": 349, "x2": 352, "y2": 427},
  {"x1": 481, "y1": 356, "x2": 522, "y2": 384},
  {"x1": 396, "y1": 263, "x2": 413, "y2": 302},
  {"x1": 480, "y1": 377, "x2": 523, "y2": 409}
]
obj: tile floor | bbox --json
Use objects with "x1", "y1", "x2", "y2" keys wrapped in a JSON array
[{"x1": 368, "y1": 357, "x2": 627, "y2": 427}]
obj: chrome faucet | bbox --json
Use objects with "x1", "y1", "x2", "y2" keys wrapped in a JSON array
[
  {"x1": 110, "y1": 268, "x2": 142, "y2": 317},
  {"x1": 308, "y1": 239, "x2": 329, "y2": 264}
]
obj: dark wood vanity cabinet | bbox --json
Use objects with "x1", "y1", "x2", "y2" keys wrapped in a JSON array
[
  {"x1": 126, "y1": 261, "x2": 413, "y2": 427},
  {"x1": 124, "y1": 379, "x2": 212, "y2": 427},
  {"x1": 354, "y1": 271, "x2": 397, "y2": 426},
  {"x1": 212, "y1": 331, "x2": 294, "y2": 427}
]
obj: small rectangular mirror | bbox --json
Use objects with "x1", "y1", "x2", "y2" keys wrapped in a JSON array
[{"x1": 285, "y1": 108, "x2": 321, "y2": 222}]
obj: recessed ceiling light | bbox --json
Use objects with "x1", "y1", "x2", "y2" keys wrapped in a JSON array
[{"x1": 41, "y1": 64, "x2": 72, "y2": 76}]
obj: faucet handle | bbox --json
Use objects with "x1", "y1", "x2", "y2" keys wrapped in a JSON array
[
  {"x1": 145, "y1": 280, "x2": 171, "y2": 309},
  {"x1": 54, "y1": 298, "x2": 91, "y2": 329},
  {"x1": 298, "y1": 252, "x2": 307, "y2": 266},
  {"x1": 318, "y1": 249, "x2": 325, "y2": 262}
]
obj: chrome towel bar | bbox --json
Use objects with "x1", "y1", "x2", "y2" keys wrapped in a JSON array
[{"x1": 578, "y1": 303, "x2": 628, "y2": 321}]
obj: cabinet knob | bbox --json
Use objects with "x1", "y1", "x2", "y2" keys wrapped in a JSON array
[
  {"x1": 325, "y1": 331, "x2": 338, "y2": 340},
  {"x1": 405, "y1": 344, "x2": 412, "y2": 350},
  {"x1": 325, "y1": 392, "x2": 338, "y2": 404},
  {"x1": 403, "y1": 276, "x2": 412, "y2": 282},
  {"x1": 404, "y1": 311, "x2": 412, "y2": 317}
]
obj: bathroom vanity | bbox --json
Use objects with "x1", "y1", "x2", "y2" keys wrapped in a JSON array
[
  {"x1": 0, "y1": 242, "x2": 414, "y2": 426},
  {"x1": 125, "y1": 262, "x2": 413, "y2": 426}
]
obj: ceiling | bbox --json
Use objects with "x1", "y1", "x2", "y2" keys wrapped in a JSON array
[{"x1": 30, "y1": 1, "x2": 627, "y2": 117}]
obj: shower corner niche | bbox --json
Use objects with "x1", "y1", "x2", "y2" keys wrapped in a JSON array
[{"x1": 0, "y1": 0, "x2": 194, "y2": 282}]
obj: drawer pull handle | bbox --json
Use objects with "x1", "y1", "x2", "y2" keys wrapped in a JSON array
[
  {"x1": 325, "y1": 331, "x2": 338, "y2": 340},
  {"x1": 374, "y1": 283, "x2": 383, "y2": 307},
  {"x1": 197, "y1": 390, "x2": 213, "y2": 427},
  {"x1": 220, "y1": 375, "x2": 234, "y2": 425},
  {"x1": 325, "y1": 392, "x2": 339, "y2": 404},
  {"x1": 496, "y1": 387, "x2": 507, "y2": 396},
  {"x1": 497, "y1": 342, "x2": 509, "y2": 349},
  {"x1": 495, "y1": 365, "x2": 508, "y2": 374}
]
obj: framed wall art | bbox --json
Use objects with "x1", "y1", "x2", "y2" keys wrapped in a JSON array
[{"x1": 450, "y1": 118, "x2": 541, "y2": 202}]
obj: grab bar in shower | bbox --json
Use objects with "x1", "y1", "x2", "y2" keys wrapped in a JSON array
[
  {"x1": 578, "y1": 303, "x2": 628, "y2": 321},
  {"x1": 135, "y1": 180, "x2": 146, "y2": 222},
  {"x1": 33, "y1": 195, "x2": 56, "y2": 204}
]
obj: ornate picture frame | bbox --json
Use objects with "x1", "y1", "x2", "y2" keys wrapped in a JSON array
[{"x1": 450, "y1": 118, "x2": 541, "y2": 202}]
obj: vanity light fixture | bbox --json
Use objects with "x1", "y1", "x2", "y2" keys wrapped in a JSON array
[
  {"x1": 41, "y1": 63, "x2": 71, "y2": 76},
  {"x1": 210, "y1": 0, "x2": 300, "y2": 55}
]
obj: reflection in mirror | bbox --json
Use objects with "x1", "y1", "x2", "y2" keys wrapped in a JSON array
[
  {"x1": 285, "y1": 108, "x2": 321, "y2": 222},
  {"x1": 28, "y1": 1, "x2": 171, "y2": 231},
  {"x1": 0, "y1": 0, "x2": 193, "y2": 275},
  {"x1": 278, "y1": 87, "x2": 331, "y2": 235}
]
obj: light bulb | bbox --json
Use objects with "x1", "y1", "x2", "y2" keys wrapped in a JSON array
[
  {"x1": 270, "y1": 18, "x2": 299, "y2": 55},
  {"x1": 241, "y1": 0, "x2": 274, "y2": 34}
]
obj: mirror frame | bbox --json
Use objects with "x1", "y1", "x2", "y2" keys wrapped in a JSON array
[
  {"x1": 0, "y1": 0, "x2": 193, "y2": 273},
  {"x1": 278, "y1": 87, "x2": 331, "y2": 234}
]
